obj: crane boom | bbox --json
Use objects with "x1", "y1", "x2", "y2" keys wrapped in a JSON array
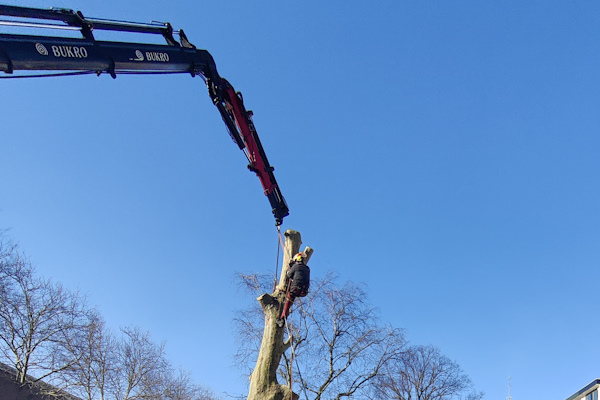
[{"x1": 0, "y1": 5, "x2": 289, "y2": 225}]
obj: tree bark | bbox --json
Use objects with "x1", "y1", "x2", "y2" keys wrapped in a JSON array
[{"x1": 246, "y1": 229, "x2": 312, "y2": 400}]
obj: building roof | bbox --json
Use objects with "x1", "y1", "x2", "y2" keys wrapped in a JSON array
[
  {"x1": 566, "y1": 379, "x2": 600, "y2": 400},
  {"x1": 0, "y1": 362, "x2": 82, "y2": 400}
]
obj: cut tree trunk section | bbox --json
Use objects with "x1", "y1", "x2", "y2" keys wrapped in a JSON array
[{"x1": 246, "y1": 229, "x2": 312, "y2": 400}]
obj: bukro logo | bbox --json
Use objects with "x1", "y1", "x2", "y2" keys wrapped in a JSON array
[
  {"x1": 145, "y1": 51, "x2": 169, "y2": 62},
  {"x1": 134, "y1": 50, "x2": 144, "y2": 61},
  {"x1": 50, "y1": 45, "x2": 88, "y2": 58},
  {"x1": 35, "y1": 43, "x2": 48, "y2": 56}
]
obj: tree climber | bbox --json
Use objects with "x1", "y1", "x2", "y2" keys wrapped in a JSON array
[{"x1": 277, "y1": 252, "x2": 310, "y2": 327}]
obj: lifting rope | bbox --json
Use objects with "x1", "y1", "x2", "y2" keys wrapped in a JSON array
[
  {"x1": 284, "y1": 315, "x2": 294, "y2": 400},
  {"x1": 274, "y1": 226, "x2": 281, "y2": 292},
  {"x1": 273, "y1": 225, "x2": 286, "y2": 291},
  {"x1": 283, "y1": 304, "x2": 310, "y2": 400}
]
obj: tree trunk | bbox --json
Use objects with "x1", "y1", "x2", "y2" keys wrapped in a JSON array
[{"x1": 246, "y1": 229, "x2": 312, "y2": 400}]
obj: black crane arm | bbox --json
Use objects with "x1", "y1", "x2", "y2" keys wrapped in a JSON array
[
  {"x1": 0, "y1": 5, "x2": 289, "y2": 225},
  {"x1": 0, "y1": 33, "x2": 218, "y2": 76}
]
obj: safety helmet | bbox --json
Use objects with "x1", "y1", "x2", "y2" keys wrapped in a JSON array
[{"x1": 293, "y1": 252, "x2": 306, "y2": 262}]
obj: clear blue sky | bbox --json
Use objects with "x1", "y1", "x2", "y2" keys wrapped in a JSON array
[{"x1": 2, "y1": 1, "x2": 599, "y2": 399}]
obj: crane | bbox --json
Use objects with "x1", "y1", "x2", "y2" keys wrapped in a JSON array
[{"x1": 0, "y1": 5, "x2": 289, "y2": 226}]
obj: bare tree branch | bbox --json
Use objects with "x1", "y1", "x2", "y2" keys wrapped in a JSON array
[
  {"x1": 375, "y1": 345, "x2": 484, "y2": 400},
  {"x1": 0, "y1": 239, "x2": 90, "y2": 396},
  {"x1": 235, "y1": 271, "x2": 407, "y2": 400},
  {"x1": 0, "y1": 234, "x2": 221, "y2": 400}
]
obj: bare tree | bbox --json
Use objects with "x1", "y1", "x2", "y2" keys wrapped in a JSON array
[
  {"x1": 66, "y1": 312, "x2": 118, "y2": 400},
  {"x1": 108, "y1": 326, "x2": 170, "y2": 400},
  {"x1": 0, "y1": 235, "x2": 221, "y2": 400},
  {"x1": 375, "y1": 345, "x2": 483, "y2": 400},
  {"x1": 291, "y1": 277, "x2": 406, "y2": 400},
  {"x1": 233, "y1": 273, "x2": 273, "y2": 374},
  {"x1": 233, "y1": 238, "x2": 483, "y2": 400},
  {"x1": 66, "y1": 318, "x2": 217, "y2": 400},
  {"x1": 164, "y1": 369, "x2": 222, "y2": 400},
  {"x1": 234, "y1": 267, "x2": 406, "y2": 400},
  {"x1": 111, "y1": 326, "x2": 223, "y2": 400},
  {"x1": 235, "y1": 230, "x2": 311, "y2": 400},
  {"x1": 0, "y1": 238, "x2": 90, "y2": 392}
]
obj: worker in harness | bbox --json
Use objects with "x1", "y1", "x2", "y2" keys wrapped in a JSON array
[{"x1": 277, "y1": 252, "x2": 310, "y2": 327}]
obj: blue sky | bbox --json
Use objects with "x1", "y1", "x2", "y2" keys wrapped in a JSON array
[{"x1": 2, "y1": 1, "x2": 600, "y2": 399}]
